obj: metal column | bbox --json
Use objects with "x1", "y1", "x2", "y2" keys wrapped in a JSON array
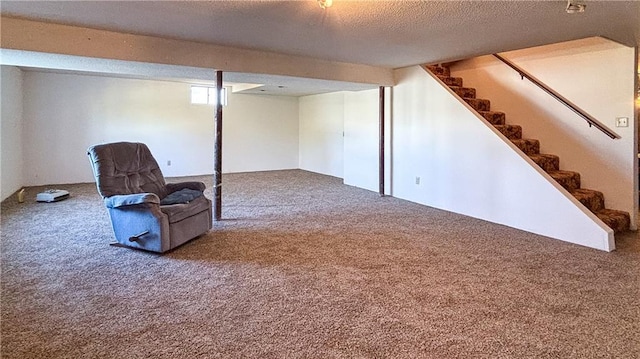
[
  {"x1": 213, "y1": 71, "x2": 223, "y2": 220},
  {"x1": 379, "y1": 86, "x2": 385, "y2": 197}
]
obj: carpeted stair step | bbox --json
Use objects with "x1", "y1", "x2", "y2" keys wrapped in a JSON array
[
  {"x1": 571, "y1": 188, "x2": 605, "y2": 213},
  {"x1": 494, "y1": 124, "x2": 522, "y2": 140},
  {"x1": 479, "y1": 111, "x2": 506, "y2": 125},
  {"x1": 438, "y1": 76, "x2": 463, "y2": 87},
  {"x1": 529, "y1": 153, "x2": 560, "y2": 172},
  {"x1": 511, "y1": 138, "x2": 540, "y2": 155},
  {"x1": 548, "y1": 170, "x2": 581, "y2": 192},
  {"x1": 464, "y1": 98, "x2": 491, "y2": 111},
  {"x1": 450, "y1": 86, "x2": 476, "y2": 98},
  {"x1": 596, "y1": 209, "x2": 631, "y2": 233},
  {"x1": 425, "y1": 65, "x2": 450, "y2": 77}
]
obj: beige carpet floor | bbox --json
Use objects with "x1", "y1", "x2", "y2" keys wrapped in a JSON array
[{"x1": 1, "y1": 170, "x2": 638, "y2": 358}]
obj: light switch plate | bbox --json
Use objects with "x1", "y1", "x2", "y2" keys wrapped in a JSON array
[{"x1": 616, "y1": 117, "x2": 628, "y2": 127}]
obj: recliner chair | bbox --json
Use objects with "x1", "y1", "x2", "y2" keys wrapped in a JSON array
[{"x1": 87, "y1": 142, "x2": 212, "y2": 253}]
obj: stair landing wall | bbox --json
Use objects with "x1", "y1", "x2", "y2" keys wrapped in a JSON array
[
  {"x1": 449, "y1": 38, "x2": 637, "y2": 229},
  {"x1": 392, "y1": 65, "x2": 614, "y2": 251}
]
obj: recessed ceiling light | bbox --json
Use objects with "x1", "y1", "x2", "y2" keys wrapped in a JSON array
[
  {"x1": 317, "y1": 0, "x2": 332, "y2": 9},
  {"x1": 566, "y1": 0, "x2": 586, "y2": 14}
]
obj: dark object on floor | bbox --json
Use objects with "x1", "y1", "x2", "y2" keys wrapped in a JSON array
[{"x1": 87, "y1": 142, "x2": 212, "y2": 253}]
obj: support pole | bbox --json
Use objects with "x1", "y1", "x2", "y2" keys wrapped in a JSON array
[
  {"x1": 379, "y1": 86, "x2": 385, "y2": 197},
  {"x1": 213, "y1": 71, "x2": 223, "y2": 221}
]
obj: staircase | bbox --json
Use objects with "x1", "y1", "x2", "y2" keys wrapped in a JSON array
[{"x1": 425, "y1": 64, "x2": 631, "y2": 234}]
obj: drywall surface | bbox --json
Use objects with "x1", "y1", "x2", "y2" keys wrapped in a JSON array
[
  {"x1": 344, "y1": 89, "x2": 378, "y2": 191},
  {"x1": 299, "y1": 88, "x2": 391, "y2": 191},
  {"x1": 451, "y1": 38, "x2": 637, "y2": 228},
  {"x1": 391, "y1": 65, "x2": 613, "y2": 251},
  {"x1": 1, "y1": 66, "x2": 24, "y2": 201},
  {"x1": 21, "y1": 71, "x2": 299, "y2": 185},
  {"x1": 223, "y1": 94, "x2": 299, "y2": 173},
  {"x1": 299, "y1": 92, "x2": 344, "y2": 178},
  {"x1": 343, "y1": 88, "x2": 391, "y2": 193}
]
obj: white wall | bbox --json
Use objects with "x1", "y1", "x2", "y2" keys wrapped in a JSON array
[
  {"x1": 343, "y1": 88, "x2": 391, "y2": 193},
  {"x1": 298, "y1": 92, "x2": 344, "y2": 178},
  {"x1": 1, "y1": 66, "x2": 24, "y2": 201},
  {"x1": 298, "y1": 88, "x2": 392, "y2": 190},
  {"x1": 391, "y1": 65, "x2": 614, "y2": 251},
  {"x1": 223, "y1": 94, "x2": 299, "y2": 173},
  {"x1": 450, "y1": 38, "x2": 637, "y2": 227},
  {"x1": 21, "y1": 71, "x2": 299, "y2": 185},
  {"x1": 343, "y1": 89, "x2": 378, "y2": 191}
]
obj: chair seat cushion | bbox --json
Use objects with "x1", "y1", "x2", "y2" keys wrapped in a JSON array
[
  {"x1": 160, "y1": 188, "x2": 203, "y2": 205},
  {"x1": 160, "y1": 195, "x2": 210, "y2": 223}
]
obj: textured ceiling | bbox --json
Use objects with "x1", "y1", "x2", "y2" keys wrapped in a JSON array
[{"x1": 1, "y1": 0, "x2": 639, "y2": 94}]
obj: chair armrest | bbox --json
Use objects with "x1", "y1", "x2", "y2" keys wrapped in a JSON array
[
  {"x1": 165, "y1": 181, "x2": 206, "y2": 193},
  {"x1": 104, "y1": 193, "x2": 160, "y2": 209}
]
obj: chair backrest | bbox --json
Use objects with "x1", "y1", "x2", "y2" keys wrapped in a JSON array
[{"x1": 87, "y1": 142, "x2": 168, "y2": 199}]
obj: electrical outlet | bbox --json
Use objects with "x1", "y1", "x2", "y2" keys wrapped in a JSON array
[
  {"x1": 167, "y1": 160, "x2": 172, "y2": 166},
  {"x1": 616, "y1": 117, "x2": 628, "y2": 127},
  {"x1": 415, "y1": 176, "x2": 420, "y2": 185}
]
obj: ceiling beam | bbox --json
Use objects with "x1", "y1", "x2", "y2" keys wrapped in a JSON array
[{"x1": 0, "y1": 16, "x2": 394, "y2": 87}]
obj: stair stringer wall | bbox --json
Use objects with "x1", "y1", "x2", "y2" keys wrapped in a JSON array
[
  {"x1": 391, "y1": 65, "x2": 614, "y2": 251},
  {"x1": 449, "y1": 38, "x2": 637, "y2": 230}
]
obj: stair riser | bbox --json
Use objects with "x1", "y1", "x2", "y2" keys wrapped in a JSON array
[
  {"x1": 557, "y1": 177, "x2": 581, "y2": 192},
  {"x1": 426, "y1": 66, "x2": 450, "y2": 77},
  {"x1": 451, "y1": 87, "x2": 476, "y2": 98},
  {"x1": 549, "y1": 171, "x2": 581, "y2": 192},
  {"x1": 464, "y1": 98, "x2": 491, "y2": 111},
  {"x1": 479, "y1": 111, "x2": 506, "y2": 126},
  {"x1": 529, "y1": 154, "x2": 559, "y2": 172},
  {"x1": 597, "y1": 210, "x2": 631, "y2": 233},
  {"x1": 511, "y1": 139, "x2": 540, "y2": 155},
  {"x1": 572, "y1": 190, "x2": 605, "y2": 213},
  {"x1": 494, "y1": 125, "x2": 522, "y2": 140},
  {"x1": 438, "y1": 76, "x2": 463, "y2": 87}
]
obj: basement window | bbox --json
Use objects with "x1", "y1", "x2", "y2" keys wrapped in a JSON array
[{"x1": 190, "y1": 86, "x2": 227, "y2": 106}]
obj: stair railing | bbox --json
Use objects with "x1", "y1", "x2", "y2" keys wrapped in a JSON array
[{"x1": 492, "y1": 53, "x2": 620, "y2": 139}]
